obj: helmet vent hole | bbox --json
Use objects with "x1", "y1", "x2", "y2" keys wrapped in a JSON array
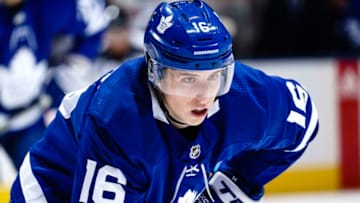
[
  {"x1": 180, "y1": 13, "x2": 189, "y2": 21},
  {"x1": 194, "y1": 0, "x2": 202, "y2": 7},
  {"x1": 201, "y1": 12, "x2": 210, "y2": 21},
  {"x1": 172, "y1": 40, "x2": 183, "y2": 45},
  {"x1": 197, "y1": 37, "x2": 212, "y2": 42}
]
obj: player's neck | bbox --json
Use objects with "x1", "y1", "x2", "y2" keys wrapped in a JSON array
[{"x1": 177, "y1": 125, "x2": 201, "y2": 141}]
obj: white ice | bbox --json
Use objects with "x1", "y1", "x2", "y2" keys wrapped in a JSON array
[{"x1": 264, "y1": 189, "x2": 360, "y2": 203}]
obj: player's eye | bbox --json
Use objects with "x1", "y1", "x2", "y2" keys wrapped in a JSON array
[
  {"x1": 208, "y1": 74, "x2": 219, "y2": 81},
  {"x1": 208, "y1": 71, "x2": 221, "y2": 81},
  {"x1": 181, "y1": 77, "x2": 196, "y2": 84}
]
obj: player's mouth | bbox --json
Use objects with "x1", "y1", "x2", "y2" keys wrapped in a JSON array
[{"x1": 191, "y1": 108, "x2": 208, "y2": 117}]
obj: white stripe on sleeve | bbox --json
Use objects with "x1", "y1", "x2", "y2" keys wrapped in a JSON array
[
  {"x1": 285, "y1": 100, "x2": 319, "y2": 152},
  {"x1": 19, "y1": 152, "x2": 47, "y2": 203}
]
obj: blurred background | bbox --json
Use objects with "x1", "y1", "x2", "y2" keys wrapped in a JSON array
[{"x1": 1, "y1": 0, "x2": 360, "y2": 202}]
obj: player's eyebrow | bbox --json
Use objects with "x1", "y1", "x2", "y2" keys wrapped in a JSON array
[{"x1": 176, "y1": 69, "x2": 222, "y2": 76}]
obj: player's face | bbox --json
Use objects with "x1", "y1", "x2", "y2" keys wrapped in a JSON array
[
  {"x1": 159, "y1": 68, "x2": 223, "y2": 98},
  {"x1": 161, "y1": 68, "x2": 221, "y2": 128}
]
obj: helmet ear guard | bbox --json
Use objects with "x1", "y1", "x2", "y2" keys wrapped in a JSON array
[
  {"x1": 146, "y1": 46, "x2": 164, "y2": 86},
  {"x1": 147, "y1": 58, "x2": 162, "y2": 85}
]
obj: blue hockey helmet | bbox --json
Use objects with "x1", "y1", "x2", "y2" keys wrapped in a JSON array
[{"x1": 144, "y1": 0, "x2": 234, "y2": 97}]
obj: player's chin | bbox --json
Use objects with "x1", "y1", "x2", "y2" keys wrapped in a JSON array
[{"x1": 187, "y1": 115, "x2": 207, "y2": 126}]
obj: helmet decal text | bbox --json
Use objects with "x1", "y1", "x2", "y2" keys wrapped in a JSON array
[
  {"x1": 187, "y1": 22, "x2": 217, "y2": 34},
  {"x1": 193, "y1": 49, "x2": 219, "y2": 56}
]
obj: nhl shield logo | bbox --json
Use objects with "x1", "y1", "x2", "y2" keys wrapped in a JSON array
[{"x1": 189, "y1": 144, "x2": 201, "y2": 159}]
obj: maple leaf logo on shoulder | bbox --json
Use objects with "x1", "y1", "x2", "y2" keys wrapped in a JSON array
[{"x1": 156, "y1": 15, "x2": 173, "y2": 34}]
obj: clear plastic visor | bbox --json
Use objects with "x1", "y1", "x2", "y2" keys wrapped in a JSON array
[{"x1": 148, "y1": 59, "x2": 234, "y2": 98}]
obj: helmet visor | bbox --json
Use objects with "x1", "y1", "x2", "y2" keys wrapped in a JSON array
[{"x1": 148, "y1": 59, "x2": 234, "y2": 98}]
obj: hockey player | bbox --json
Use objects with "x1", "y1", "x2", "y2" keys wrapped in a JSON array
[
  {"x1": 0, "y1": 0, "x2": 109, "y2": 169},
  {"x1": 10, "y1": 0, "x2": 319, "y2": 202}
]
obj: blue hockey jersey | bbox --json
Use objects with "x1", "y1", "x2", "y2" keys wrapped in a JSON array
[
  {"x1": 10, "y1": 56, "x2": 319, "y2": 202},
  {"x1": 0, "y1": 0, "x2": 108, "y2": 115},
  {"x1": 0, "y1": 0, "x2": 108, "y2": 66}
]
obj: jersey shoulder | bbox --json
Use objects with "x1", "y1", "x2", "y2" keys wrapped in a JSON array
[
  {"x1": 86, "y1": 57, "x2": 161, "y2": 153},
  {"x1": 221, "y1": 61, "x2": 318, "y2": 150},
  {"x1": 88, "y1": 57, "x2": 150, "y2": 123}
]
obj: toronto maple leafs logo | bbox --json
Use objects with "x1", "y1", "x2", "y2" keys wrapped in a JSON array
[
  {"x1": 0, "y1": 47, "x2": 47, "y2": 109},
  {"x1": 156, "y1": 15, "x2": 173, "y2": 34},
  {"x1": 178, "y1": 190, "x2": 197, "y2": 203}
]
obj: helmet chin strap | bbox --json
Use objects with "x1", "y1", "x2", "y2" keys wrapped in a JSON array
[
  {"x1": 153, "y1": 87, "x2": 190, "y2": 128},
  {"x1": 164, "y1": 110, "x2": 189, "y2": 127},
  {"x1": 162, "y1": 100, "x2": 190, "y2": 128}
]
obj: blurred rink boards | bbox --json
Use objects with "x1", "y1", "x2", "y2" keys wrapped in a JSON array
[
  {"x1": 245, "y1": 58, "x2": 360, "y2": 194},
  {"x1": 264, "y1": 189, "x2": 360, "y2": 202},
  {"x1": 1, "y1": 57, "x2": 360, "y2": 202},
  {"x1": 0, "y1": 146, "x2": 15, "y2": 202}
]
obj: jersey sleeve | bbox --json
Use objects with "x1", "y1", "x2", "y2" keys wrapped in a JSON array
[
  {"x1": 68, "y1": 73, "x2": 150, "y2": 202},
  {"x1": 11, "y1": 63, "x2": 150, "y2": 203},
  {"x1": 71, "y1": 115, "x2": 148, "y2": 202},
  {"x1": 218, "y1": 69, "x2": 319, "y2": 200}
]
